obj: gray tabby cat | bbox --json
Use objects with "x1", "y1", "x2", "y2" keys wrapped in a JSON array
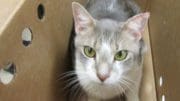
[{"x1": 71, "y1": 0, "x2": 149, "y2": 101}]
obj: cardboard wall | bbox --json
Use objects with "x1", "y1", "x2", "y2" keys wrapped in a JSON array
[
  {"x1": 149, "y1": 0, "x2": 180, "y2": 100},
  {"x1": 0, "y1": 0, "x2": 156, "y2": 101},
  {"x1": 0, "y1": 0, "x2": 83, "y2": 100}
]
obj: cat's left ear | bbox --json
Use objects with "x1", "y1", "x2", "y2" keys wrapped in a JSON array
[
  {"x1": 72, "y1": 2, "x2": 95, "y2": 35},
  {"x1": 123, "y1": 12, "x2": 150, "y2": 40}
]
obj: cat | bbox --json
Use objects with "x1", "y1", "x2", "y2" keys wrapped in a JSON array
[{"x1": 68, "y1": 0, "x2": 149, "y2": 101}]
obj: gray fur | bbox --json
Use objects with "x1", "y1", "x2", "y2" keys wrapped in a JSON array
[
  {"x1": 70, "y1": 0, "x2": 149, "y2": 101},
  {"x1": 86, "y1": 0, "x2": 141, "y2": 21}
]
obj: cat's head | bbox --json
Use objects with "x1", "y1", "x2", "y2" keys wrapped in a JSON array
[{"x1": 72, "y1": 2, "x2": 149, "y2": 99}]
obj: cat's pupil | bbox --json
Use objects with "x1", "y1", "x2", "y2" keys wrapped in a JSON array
[
  {"x1": 88, "y1": 48, "x2": 93, "y2": 53},
  {"x1": 118, "y1": 51, "x2": 122, "y2": 56}
]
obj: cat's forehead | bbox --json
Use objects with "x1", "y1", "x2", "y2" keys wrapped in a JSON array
[
  {"x1": 96, "y1": 19, "x2": 122, "y2": 32},
  {"x1": 94, "y1": 19, "x2": 124, "y2": 46},
  {"x1": 95, "y1": 19, "x2": 125, "y2": 39},
  {"x1": 93, "y1": 20, "x2": 138, "y2": 52}
]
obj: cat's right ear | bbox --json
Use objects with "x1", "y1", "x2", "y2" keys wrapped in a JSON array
[{"x1": 72, "y1": 2, "x2": 95, "y2": 34}]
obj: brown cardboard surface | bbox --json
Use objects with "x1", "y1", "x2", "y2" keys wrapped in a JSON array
[
  {"x1": 0, "y1": 0, "x2": 84, "y2": 100},
  {"x1": 135, "y1": 0, "x2": 157, "y2": 101},
  {"x1": 0, "y1": 0, "x2": 25, "y2": 34},
  {"x1": 135, "y1": 0, "x2": 150, "y2": 11},
  {"x1": 140, "y1": 26, "x2": 157, "y2": 101},
  {"x1": 149, "y1": 0, "x2": 180, "y2": 100},
  {"x1": 0, "y1": 0, "x2": 156, "y2": 101}
]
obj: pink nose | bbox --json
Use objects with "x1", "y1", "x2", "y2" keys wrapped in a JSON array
[{"x1": 97, "y1": 73, "x2": 110, "y2": 82}]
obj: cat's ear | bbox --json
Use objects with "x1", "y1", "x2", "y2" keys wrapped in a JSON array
[
  {"x1": 72, "y1": 2, "x2": 95, "y2": 34},
  {"x1": 123, "y1": 12, "x2": 150, "y2": 40}
]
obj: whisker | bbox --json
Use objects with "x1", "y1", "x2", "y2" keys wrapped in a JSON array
[
  {"x1": 63, "y1": 78, "x2": 79, "y2": 90},
  {"x1": 58, "y1": 70, "x2": 88, "y2": 100},
  {"x1": 73, "y1": 83, "x2": 82, "y2": 101},
  {"x1": 70, "y1": 82, "x2": 80, "y2": 101},
  {"x1": 57, "y1": 71, "x2": 76, "y2": 80},
  {"x1": 121, "y1": 76, "x2": 136, "y2": 85},
  {"x1": 119, "y1": 78, "x2": 136, "y2": 97}
]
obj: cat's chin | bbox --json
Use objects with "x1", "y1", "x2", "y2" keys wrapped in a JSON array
[
  {"x1": 83, "y1": 83, "x2": 125, "y2": 100},
  {"x1": 87, "y1": 89, "x2": 123, "y2": 100}
]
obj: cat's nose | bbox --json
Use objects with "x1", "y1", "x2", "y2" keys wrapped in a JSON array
[{"x1": 97, "y1": 73, "x2": 110, "y2": 82}]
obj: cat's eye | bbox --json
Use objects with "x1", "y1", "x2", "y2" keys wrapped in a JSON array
[
  {"x1": 114, "y1": 50, "x2": 128, "y2": 61},
  {"x1": 84, "y1": 46, "x2": 96, "y2": 58}
]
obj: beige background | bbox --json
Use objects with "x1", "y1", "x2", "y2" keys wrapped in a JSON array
[
  {"x1": 149, "y1": 0, "x2": 180, "y2": 100},
  {"x1": 0, "y1": 0, "x2": 157, "y2": 101}
]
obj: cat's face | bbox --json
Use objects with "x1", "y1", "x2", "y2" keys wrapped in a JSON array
[{"x1": 72, "y1": 2, "x2": 149, "y2": 99}]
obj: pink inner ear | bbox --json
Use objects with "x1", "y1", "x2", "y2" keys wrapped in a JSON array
[
  {"x1": 75, "y1": 17, "x2": 90, "y2": 33},
  {"x1": 126, "y1": 12, "x2": 150, "y2": 40},
  {"x1": 133, "y1": 32, "x2": 141, "y2": 38},
  {"x1": 75, "y1": 13, "x2": 84, "y2": 32},
  {"x1": 72, "y1": 2, "x2": 95, "y2": 34},
  {"x1": 74, "y1": 9, "x2": 86, "y2": 33}
]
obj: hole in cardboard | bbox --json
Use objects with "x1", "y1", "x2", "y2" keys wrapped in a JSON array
[
  {"x1": 159, "y1": 76, "x2": 163, "y2": 87},
  {"x1": 0, "y1": 63, "x2": 16, "y2": 85},
  {"x1": 22, "y1": 28, "x2": 33, "y2": 47},
  {"x1": 37, "y1": 4, "x2": 45, "y2": 20},
  {"x1": 162, "y1": 95, "x2": 166, "y2": 101}
]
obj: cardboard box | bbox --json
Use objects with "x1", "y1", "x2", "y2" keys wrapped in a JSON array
[
  {"x1": 2, "y1": 0, "x2": 178, "y2": 100},
  {"x1": 148, "y1": 0, "x2": 180, "y2": 101}
]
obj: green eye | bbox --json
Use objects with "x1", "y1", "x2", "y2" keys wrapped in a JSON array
[
  {"x1": 84, "y1": 46, "x2": 96, "y2": 58},
  {"x1": 114, "y1": 50, "x2": 128, "y2": 61}
]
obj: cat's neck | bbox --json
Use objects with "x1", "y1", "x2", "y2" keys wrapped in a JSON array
[
  {"x1": 75, "y1": 92, "x2": 126, "y2": 101},
  {"x1": 88, "y1": 94, "x2": 126, "y2": 101}
]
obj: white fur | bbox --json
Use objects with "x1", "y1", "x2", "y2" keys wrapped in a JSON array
[
  {"x1": 72, "y1": 2, "x2": 148, "y2": 101},
  {"x1": 0, "y1": 69, "x2": 14, "y2": 85},
  {"x1": 22, "y1": 28, "x2": 32, "y2": 41},
  {"x1": 75, "y1": 41, "x2": 142, "y2": 100}
]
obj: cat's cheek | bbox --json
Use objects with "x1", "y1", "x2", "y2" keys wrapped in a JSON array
[
  {"x1": 105, "y1": 64, "x2": 123, "y2": 84},
  {"x1": 79, "y1": 58, "x2": 100, "y2": 82}
]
